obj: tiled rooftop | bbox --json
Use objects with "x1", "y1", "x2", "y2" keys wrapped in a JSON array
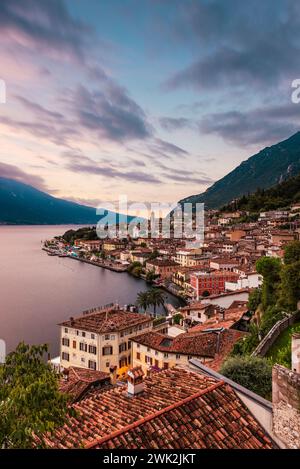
[
  {"x1": 131, "y1": 328, "x2": 245, "y2": 363},
  {"x1": 43, "y1": 368, "x2": 276, "y2": 449},
  {"x1": 59, "y1": 367, "x2": 111, "y2": 402},
  {"x1": 59, "y1": 308, "x2": 152, "y2": 333}
]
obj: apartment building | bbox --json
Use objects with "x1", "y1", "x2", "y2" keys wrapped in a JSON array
[
  {"x1": 145, "y1": 258, "x2": 179, "y2": 279},
  {"x1": 174, "y1": 248, "x2": 202, "y2": 267},
  {"x1": 190, "y1": 270, "x2": 239, "y2": 299},
  {"x1": 131, "y1": 328, "x2": 244, "y2": 373},
  {"x1": 59, "y1": 306, "x2": 153, "y2": 372}
]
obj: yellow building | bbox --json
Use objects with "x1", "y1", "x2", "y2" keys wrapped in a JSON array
[
  {"x1": 175, "y1": 249, "x2": 202, "y2": 267},
  {"x1": 130, "y1": 328, "x2": 243, "y2": 373},
  {"x1": 103, "y1": 240, "x2": 126, "y2": 251},
  {"x1": 59, "y1": 306, "x2": 153, "y2": 372}
]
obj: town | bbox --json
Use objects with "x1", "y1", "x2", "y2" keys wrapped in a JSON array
[{"x1": 38, "y1": 202, "x2": 300, "y2": 449}]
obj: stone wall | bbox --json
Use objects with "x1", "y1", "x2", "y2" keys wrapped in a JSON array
[
  {"x1": 272, "y1": 365, "x2": 300, "y2": 449},
  {"x1": 253, "y1": 310, "x2": 300, "y2": 357}
]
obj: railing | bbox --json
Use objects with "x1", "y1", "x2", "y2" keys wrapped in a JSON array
[
  {"x1": 82, "y1": 303, "x2": 117, "y2": 316},
  {"x1": 252, "y1": 310, "x2": 300, "y2": 357}
]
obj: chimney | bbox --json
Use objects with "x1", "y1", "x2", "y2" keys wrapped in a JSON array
[
  {"x1": 70, "y1": 316, "x2": 75, "y2": 326},
  {"x1": 109, "y1": 365, "x2": 117, "y2": 385},
  {"x1": 127, "y1": 366, "x2": 145, "y2": 396},
  {"x1": 63, "y1": 368, "x2": 69, "y2": 381},
  {"x1": 292, "y1": 332, "x2": 300, "y2": 374}
]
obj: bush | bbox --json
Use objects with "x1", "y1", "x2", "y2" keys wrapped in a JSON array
[
  {"x1": 231, "y1": 323, "x2": 260, "y2": 356},
  {"x1": 259, "y1": 305, "x2": 284, "y2": 338},
  {"x1": 220, "y1": 356, "x2": 272, "y2": 399},
  {"x1": 173, "y1": 313, "x2": 183, "y2": 325}
]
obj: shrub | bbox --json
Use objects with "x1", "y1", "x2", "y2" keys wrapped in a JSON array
[{"x1": 220, "y1": 355, "x2": 272, "y2": 399}]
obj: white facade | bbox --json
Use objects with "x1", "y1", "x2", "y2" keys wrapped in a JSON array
[
  {"x1": 202, "y1": 291, "x2": 249, "y2": 309},
  {"x1": 225, "y1": 273, "x2": 262, "y2": 291}
]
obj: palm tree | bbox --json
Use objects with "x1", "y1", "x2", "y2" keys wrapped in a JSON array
[
  {"x1": 136, "y1": 291, "x2": 149, "y2": 313},
  {"x1": 148, "y1": 288, "x2": 165, "y2": 316}
]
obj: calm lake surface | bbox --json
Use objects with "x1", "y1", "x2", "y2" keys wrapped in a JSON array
[{"x1": 0, "y1": 225, "x2": 181, "y2": 355}]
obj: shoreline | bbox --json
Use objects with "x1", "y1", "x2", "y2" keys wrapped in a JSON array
[{"x1": 42, "y1": 246, "x2": 187, "y2": 304}]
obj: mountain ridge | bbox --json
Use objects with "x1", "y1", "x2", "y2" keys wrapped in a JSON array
[{"x1": 0, "y1": 177, "x2": 132, "y2": 225}]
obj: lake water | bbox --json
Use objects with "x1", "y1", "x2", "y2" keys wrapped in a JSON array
[{"x1": 0, "y1": 225, "x2": 181, "y2": 355}]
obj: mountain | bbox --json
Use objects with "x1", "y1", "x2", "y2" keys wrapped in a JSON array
[
  {"x1": 179, "y1": 131, "x2": 300, "y2": 209},
  {"x1": 0, "y1": 177, "x2": 132, "y2": 225},
  {"x1": 223, "y1": 172, "x2": 300, "y2": 213}
]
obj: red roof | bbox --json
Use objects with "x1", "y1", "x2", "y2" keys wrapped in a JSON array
[
  {"x1": 59, "y1": 367, "x2": 110, "y2": 402},
  {"x1": 131, "y1": 328, "x2": 245, "y2": 363},
  {"x1": 42, "y1": 368, "x2": 276, "y2": 449},
  {"x1": 59, "y1": 308, "x2": 151, "y2": 333}
]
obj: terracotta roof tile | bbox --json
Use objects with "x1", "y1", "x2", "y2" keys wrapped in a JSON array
[
  {"x1": 59, "y1": 367, "x2": 110, "y2": 402},
  {"x1": 59, "y1": 308, "x2": 151, "y2": 333},
  {"x1": 42, "y1": 368, "x2": 276, "y2": 449}
]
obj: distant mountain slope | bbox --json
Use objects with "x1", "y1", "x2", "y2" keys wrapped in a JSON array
[
  {"x1": 179, "y1": 131, "x2": 300, "y2": 209},
  {"x1": 223, "y1": 172, "x2": 300, "y2": 213},
  {"x1": 0, "y1": 177, "x2": 130, "y2": 225}
]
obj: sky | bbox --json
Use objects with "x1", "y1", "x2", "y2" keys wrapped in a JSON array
[{"x1": 1, "y1": 0, "x2": 300, "y2": 213}]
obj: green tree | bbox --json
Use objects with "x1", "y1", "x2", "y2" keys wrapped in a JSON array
[
  {"x1": 148, "y1": 249, "x2": 160, "y2": 260},
  {"x1": 147, "y1": 288, "x2": 165, "y2": 316},
  {"x1": 0, "y1": 343, "x2": 72, "y2": 449},
  {"x1": 283, "y1": 240, "x2": 300, "y2": 265},
  {"x1": 173, "y1": 313, "x2": 183, "y2": 325},
  {"x1": 220, "y1": 355, "x2": 272, "y2": 399},
  {"x1": 231, "y1": 322, "x2": 260, "y2": 355},
  {"x1": 127, "y1": 261, "x2": 142, "y2": 273},
  {"x1": 136, "y1": 291, "x2": 149, "y2": 312},
  {"x1": 145, "y1": 269, "x2": 159, "y2": 283},
  {"x1": 280, "y1": 261, "x2": 300, "y2": 311},
  {"x1": 259, "y1": 305, "x2": 284, "y2": 337},
  {"x1": 256, "y1": 257, "x2": 282, "y2": 309},
  {"x1": 247, "y1": 288, "x2": 262, "y2": 312}
]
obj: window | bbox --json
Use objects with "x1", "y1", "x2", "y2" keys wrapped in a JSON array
[
  {"x1": 163, "y1": 362, "x2": 169, "y2": 369},
  {"x1": 136, "y1": 352, "x2": 141, "y2": 360},
  {"x1": 89, "y1": 345, "x2": 97, "y2": 355},
  {"x1": 119, "y1": 343, "x2": 127, "y2": 353},
  {"x1": 81, "y1": 357, "x2": 85, "y2": 363},
  {"x1": 128, "y1": 341, "x2": 131, "y2": 349},
  {"x1": 155, "y1": 350, "x2": 158, "y2": 356},
  {"x1": 79, "y1": 342, "x2": 87, "y2": 352},
  {"x1": 145, "y1": 356, "x2": 153, "y2": 365},
  {"x1": 102, "y1": 346, "x2": 113, "y2": 356},
  {"x1": 155, "y1": 359, "x2": 159, "y2": 367},
  {"x1": 62, "y1": 352, "x2": 69, "y2": 361},
  {"x1": 137, "y1": 343, "x2": 140, "y2": 349},
  {"x1": 91, "y1": 333, "x2": 95, "y2": 340},
  {"x1": 88, "y1": 360, "x2": 96, "y2": 370},
  {"x1": 147, "y1": 347, "x2": 150, "y2": 352},
  {"x1": 64, "y1": 328, "x2": 68, "y2": 333},
  {"x1": 111, "y1": 335, "x2": 115, "y2": 340},
  {"x1": 82, "y1": 332, "x2": 86, "y2": 338},
  {"x1": 176, "y1": 354, "x2": 181, "y2": 359},
  {"x1": 62, "y1": 338, "x2": 69, "y2": 347},
  {"x1": 76, "y1": 330, "x2": 79, "y2": 336},
  {"x1": 72, "y1": 340, "x2": 76, "y2": 349},
  {"x1": 106, "y1": 362, "x2": 110, "y2": 368},
  {"x1": 164, "y1": 353, "x2": 168, "y2": 358},
  {"x1": 105, "y1": 334, "x2": 110, "y2": 340}
]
